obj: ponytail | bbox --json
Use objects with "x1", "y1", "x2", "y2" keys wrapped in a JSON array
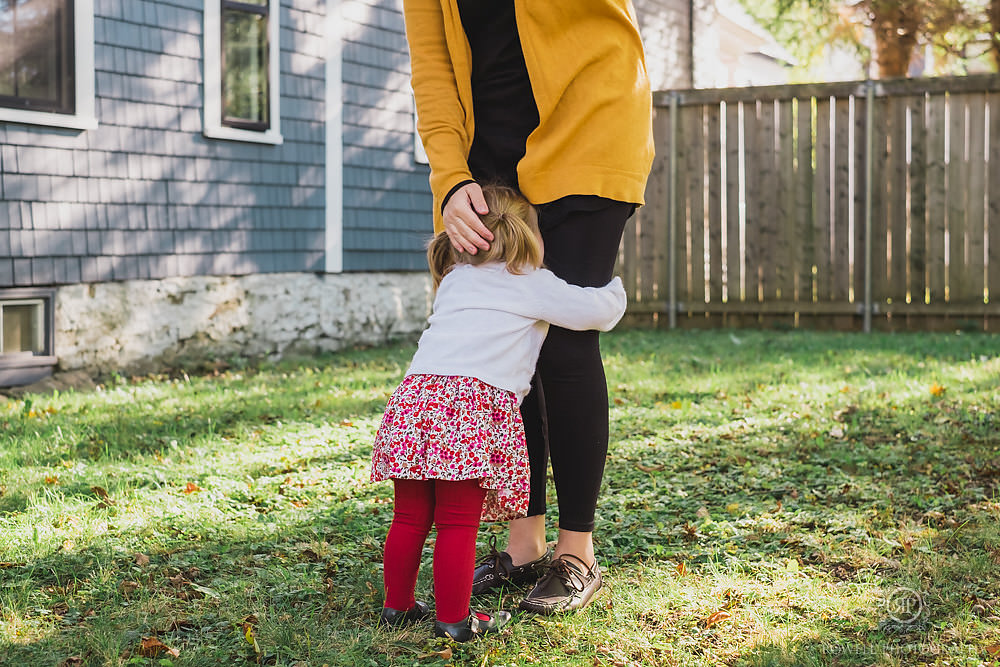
[
  {"x1": 426, "y1": 231, "x2": 458, "y2": 288},
  {"x1": 426, "y1": 184, "x2": 542, "y2": 289}
]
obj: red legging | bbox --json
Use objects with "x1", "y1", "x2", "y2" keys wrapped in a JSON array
[{"x1": 383, "y1": 478, "x2": 486, "y2": 624}]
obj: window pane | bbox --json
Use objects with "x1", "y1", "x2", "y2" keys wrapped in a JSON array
[
  {"x1": 15, "y1": 0, "x2": 62, "y2": 101},
  {"x1": 1, "y1": 303, "x2": 44, "y2": 355},
  {"x1": 0, "y1": 0, "x2": 73, "y2": 111},
  {"x1": 0, "y1": 1, "x2": 15, "y2": 96},
  {"x1": 222, "y1": 7, "x2": 268, "y2": 127}
]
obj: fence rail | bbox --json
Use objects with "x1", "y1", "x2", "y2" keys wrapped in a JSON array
[{"x1": 620, "y1": 74, "x2": 1000, "y2": 331}]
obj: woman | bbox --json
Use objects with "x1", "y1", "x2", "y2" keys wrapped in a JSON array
[{"x1": 402, "y1": 0, "x2": 654, "y2": 614}]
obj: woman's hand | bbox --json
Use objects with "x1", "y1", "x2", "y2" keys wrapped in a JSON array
[{"x1": 442, "y1": 182, "x2": 494, "y2": 254}]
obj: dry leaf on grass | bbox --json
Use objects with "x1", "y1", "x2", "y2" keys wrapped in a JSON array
[
  {"x1": 703, "y1": 610, "x2": 732, "y2": 627},
  {"x1": 418, "y1": 647, "x2": 453, "y2": 660},
  {"x1": 91, "y1": 486, "x2": 116, "y2": 507},
  {"x1": 138, "y1": 636, "x2": 180, "y2": 658}
]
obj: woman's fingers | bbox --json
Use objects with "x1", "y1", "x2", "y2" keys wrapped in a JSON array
[{"x1": 443, "y1": 183, "x2": 494, "y2": 254}]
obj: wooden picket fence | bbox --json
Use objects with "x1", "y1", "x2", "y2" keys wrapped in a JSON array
[{"x1": 620, "y1": 74, "x2": 1000, "y2": 331}]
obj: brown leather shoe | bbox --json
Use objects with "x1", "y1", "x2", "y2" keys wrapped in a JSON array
[
  {"x1": 517, "y1": 554, "x2": 602, "y2": 615},
  {"x1": 471, "y1": 536, "x2": 550, "y2": 595}
]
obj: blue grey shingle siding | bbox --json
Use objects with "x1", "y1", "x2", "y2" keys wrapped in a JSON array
[
  {"x1": 1, "y1": 0, "x2": 440, "y2": 287},
  {"x1": 341, "y1": 0, "x2": 431, "y2": 271},
  {"x1": 1, "y1": 0, "x2": 331, "y2": 288}
]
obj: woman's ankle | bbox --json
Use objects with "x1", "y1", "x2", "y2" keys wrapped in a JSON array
[
  {"x1": 505, "y1": 542, "x2": 547, "y2": 566},
  {"x1": 553, "y1": 529, "x2": 595, "y2": 568},
  {"x1": 504, "y1": 515, "x2": 547, "y2": 566}
]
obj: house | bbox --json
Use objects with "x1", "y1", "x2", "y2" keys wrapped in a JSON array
[{"x1": 1, "y1": 0, "x2": 757, "y2": 387}]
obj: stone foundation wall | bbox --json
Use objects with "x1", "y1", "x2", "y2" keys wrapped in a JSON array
[{"x1": 55, "y1": 272, "x2": 433, "y2": 374}]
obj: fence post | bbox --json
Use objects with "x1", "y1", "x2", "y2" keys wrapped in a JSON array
[
  {"x1": 667, "y1": 92, "x2": 679, "y2": 329},
  {"x1": 863, "y1": 80, "x2": 874, "y2": 333}
]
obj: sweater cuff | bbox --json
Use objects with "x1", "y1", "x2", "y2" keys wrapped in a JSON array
[{"x1": 441, "y1": 179, "x2": 477, "y2": 214}]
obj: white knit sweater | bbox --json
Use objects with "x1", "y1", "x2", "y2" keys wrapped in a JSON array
[{"x1": 406, "y1": 262, "x2": 627, "y2": 402}]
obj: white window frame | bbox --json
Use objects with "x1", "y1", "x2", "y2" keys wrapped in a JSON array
[
  {"x1": 0, "y1": 0, "x2": 97, "y2": 130},
  {"x1": 324, "y1": 0, "x2": 342, "y2": 273},
  {"x1": 203, "y1": 0, "x2": 282, "y2": 145}
]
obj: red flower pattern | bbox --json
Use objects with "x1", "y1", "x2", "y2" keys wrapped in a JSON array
[{"x1": 371, "y1": 374, "x2": 530, "y2": 521}]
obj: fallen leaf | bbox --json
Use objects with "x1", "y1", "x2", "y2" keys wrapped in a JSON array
[
  {"x1": 58, "y1": 658, "x2": 83, "y2": 667},
  {"x1": 44, "y1": 475, "x2": 59, "y2": 485},
  {"x1": 138, "y1": 636, "x2": 180, "y2": 658},
  {"x1": 184, "y1": 482, "x2": 201, "y2": 494},
  {"x1": 244, "y1": 624, "x2": 261, "y2": 655},
  {"x1": 635, "y1": 463, "x2": 664, "y2": 473},
  {"x1": 695, "y1": 506, "x2": 710, "y2": 519},
  {"x1": 134, "y1": 553, "x2": 150, "y2": 567},
  {"x1": 675, "y1": 561, "x2": 687, "y2": 576},
  {"x1": 703, "y1": 610, "x2": 732, "y2": 627},
  {"x1": 986, "y1": 645, "x2": 1000, "y2": 657},
  {"x1": 670, "y1": 400, "x2": 683, "y2": 409},
  {"x1": 418, "y1": 647, "x2": 453, "y2": 660},
  {"x1": 339, "y1": 419, "x2": 354, "y2": 427},
  {"x1": 188, "y1": 583, "x2": 220, "y2": 599},
  {"x1": 91, "y1": 486, "x2": 116, "y2": 507},
  {"x1": 930, "y1": 382, "x2": 946, "y2": 397},
  {"x1": 119, "y1": 580, "x2": 140, "y2": 594}
]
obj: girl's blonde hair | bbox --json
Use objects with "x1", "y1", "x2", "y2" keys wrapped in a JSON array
[{"x1": 427, "y1": 185, "x2": 543, "y2": 288}]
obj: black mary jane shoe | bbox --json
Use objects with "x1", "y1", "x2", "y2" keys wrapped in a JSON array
[
  {"x1": 378, "y1": 600, "x2": 433, "y2": 627},
  {"x1": 434, "y1": 609, "x2": 512, "y2": 642},
  {"x1": 471, "y1": 535, "x2": 551, "y2": 595}
]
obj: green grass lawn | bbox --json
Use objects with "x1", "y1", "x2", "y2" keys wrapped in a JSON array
[{"x1": 1, "y1": 329, "x2": 999, "y2": 667}]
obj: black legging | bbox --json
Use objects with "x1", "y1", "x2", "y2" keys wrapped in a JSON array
[{"x1": 520, "y1": 196, "x2": 634, "y2": 532}]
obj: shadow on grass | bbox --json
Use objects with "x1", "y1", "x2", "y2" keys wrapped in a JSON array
[
  {"x1": 3, "y1": 329, "x2": 998, "y2": 665},
  {"x1": 0, "y1": 464, "x2": 401, "y2": 665}
]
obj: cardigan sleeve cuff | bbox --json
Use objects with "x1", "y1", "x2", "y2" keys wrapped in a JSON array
[{"x1": 441, "y1": 179, "x2": 477, "y2": 214}]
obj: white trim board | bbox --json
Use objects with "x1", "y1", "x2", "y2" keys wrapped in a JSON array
[
  {"x1": 202, "y1": 0, "x2": 283, "y2": 145},
  {"x1": 324, "y1": 0, "x2": 344, "y2": 274},
  {"x1": 0, "y1": 0, "x2": 97, "y2": 131}
]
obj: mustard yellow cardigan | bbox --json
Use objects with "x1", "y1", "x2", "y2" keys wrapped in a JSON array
[{"x1": 402, "y1": 0, "x2": 655, "y2": 231}]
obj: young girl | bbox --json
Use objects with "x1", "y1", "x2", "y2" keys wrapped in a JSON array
[{"x1": 370, "y1": 185, "x2": 627, "y2": 641}]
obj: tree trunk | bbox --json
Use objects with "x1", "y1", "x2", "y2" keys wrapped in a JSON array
[
  {"x1": 991, "y1": 0, "x2": 1000, "y2": 71},
  {"x1": 868, "y1": 0, "x2": 922, "y2": 78}
]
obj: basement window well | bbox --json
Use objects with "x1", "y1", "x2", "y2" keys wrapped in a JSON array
[{"x1": 0, "y1": 288, "x2": 56, "y2": 388}]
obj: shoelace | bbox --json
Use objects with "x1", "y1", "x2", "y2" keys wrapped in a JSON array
[
  {"x1": 474, "y1": 534, "x2": 504, "y2": 569},
  {"x1": 539, "y1": 555, "x2": 592, "y2": 593}
]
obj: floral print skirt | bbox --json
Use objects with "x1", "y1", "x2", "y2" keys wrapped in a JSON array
[{"x1": 370, "y1": 374, "x2": 530, "y2": 522}]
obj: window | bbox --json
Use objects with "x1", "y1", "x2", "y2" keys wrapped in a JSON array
[
  {"x1": 0, "y1": 288, "x2": 56, "y2": 388},
  {"x1": 0, "y1": 0, "x2": 95, "y2": 129},
  {"x1": 2, "y1": 300, "x2": 46, "y2": 355},
  {"x1": 204, "y1": 0, "x2": 281, "y2": 144}
]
